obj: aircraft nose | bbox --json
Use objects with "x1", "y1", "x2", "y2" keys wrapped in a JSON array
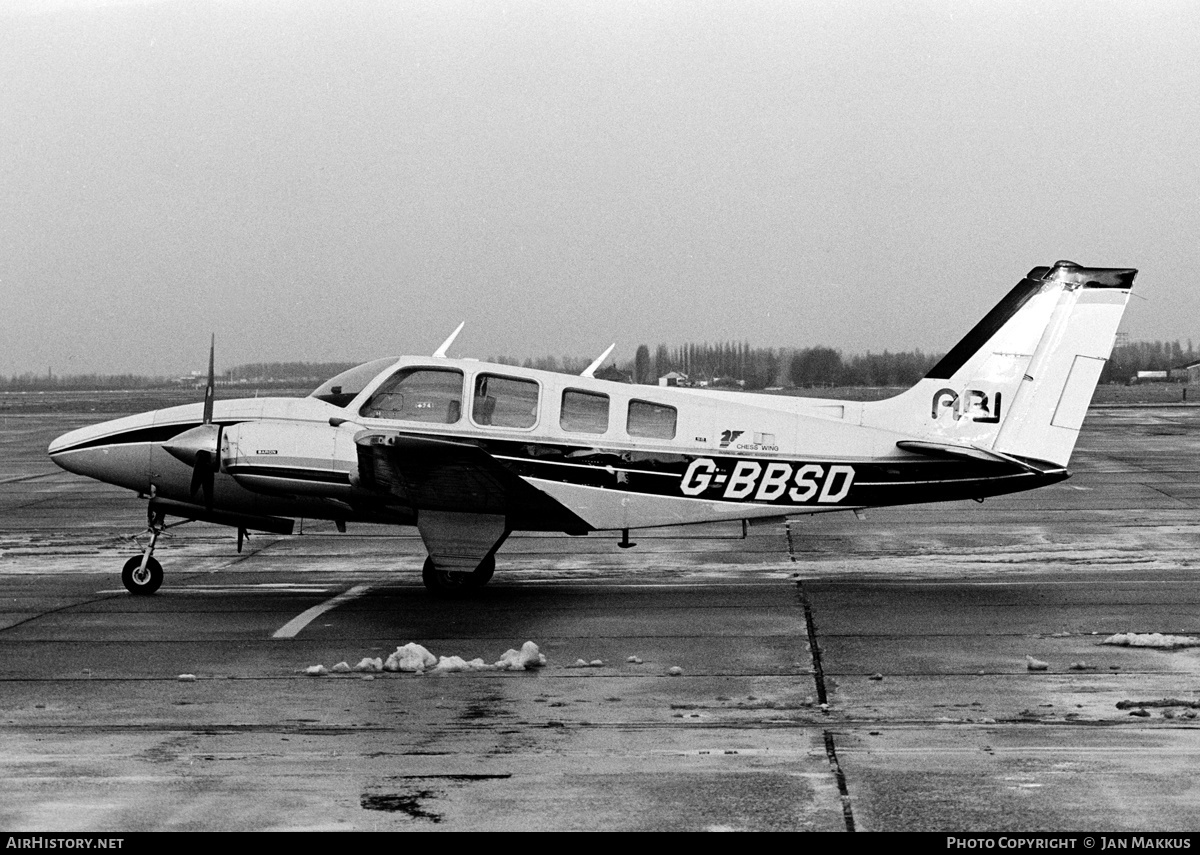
[
  {"x1": 48, "y1": 423, "x2": 102, "y2": 473},
  {"x1": 47, "y1": 415, "x2": 154, "y2": 491},
  {"x1": 48, "y1": 424, "x2": 90, "y2": 458}
]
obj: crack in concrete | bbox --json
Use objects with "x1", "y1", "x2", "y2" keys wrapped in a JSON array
[{"x1": 786, "y1": 519, "x2": 856, "y2": 832}]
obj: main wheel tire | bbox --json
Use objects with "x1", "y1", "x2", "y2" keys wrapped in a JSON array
[
  {"x1": 421, "y1": 555, "x2": 495, "y2": 593},
  {"x1": 122, "y1": 555, "x2": 163, "y2": 595}
]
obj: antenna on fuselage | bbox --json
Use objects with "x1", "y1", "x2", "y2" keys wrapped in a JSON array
[
  {"x1": 433, "y1": 322, "x2": 465, "y2": 358},
  {"x1": 581, "y1": 343, "x2": 616, "y2": 378}
]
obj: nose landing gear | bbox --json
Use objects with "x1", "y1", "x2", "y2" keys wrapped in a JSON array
[
  {"x1": 122, "y1": 554, "x2": 163, "y2": 595},
  {"x1": 122, "y1": 508, "x2": 186, "y2": 595}
]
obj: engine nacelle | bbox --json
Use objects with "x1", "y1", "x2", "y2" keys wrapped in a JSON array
[{"x1": 222, "y1": 420, "x2": 358, "y2": 498}]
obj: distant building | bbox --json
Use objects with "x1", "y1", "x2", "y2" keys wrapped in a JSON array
[
  {"x1": 594, "y1": 364, "x2": 632, "y2": 383},
  {"x1": 1181, "y1": 361, "x2": 1200, "y2": 385},
  {"x1": 658, "y1": 371, "x2": 688, "y2": 387}
]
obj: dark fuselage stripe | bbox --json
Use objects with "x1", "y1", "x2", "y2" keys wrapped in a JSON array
[
  {"x1": 226, "y1": 465, "x2": 351, "y2": 485},
  {"x1": 492, "y1": 455, "x2": 678, "y2": 477},
  {"x1": 51, "y1": 421, "x2": 241, "y2": 454}
]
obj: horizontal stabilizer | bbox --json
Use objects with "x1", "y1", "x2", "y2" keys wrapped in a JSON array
[
  {"x1": 896, "y1": 440, "x2": 1065, "y2": 475},
  {"x1": 897, "y1": 440, "x2": 1007, "y2": 464}
]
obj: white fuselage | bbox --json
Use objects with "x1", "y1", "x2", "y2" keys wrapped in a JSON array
[{"x1": 48, "y1": 356, "x2": 1053, "y2": 533}]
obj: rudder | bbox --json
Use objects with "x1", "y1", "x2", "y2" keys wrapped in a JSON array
[{"x1": 991, "y1": 262, "x2": 1136, "y2": 467}]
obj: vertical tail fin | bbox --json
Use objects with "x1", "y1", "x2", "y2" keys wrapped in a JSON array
[
  {"x1": 867, "y1": 261, "x2": 1136, "y2": 468},
  {"x1": 990, "y1": 262, "x2": 1136, "y2": 466}
]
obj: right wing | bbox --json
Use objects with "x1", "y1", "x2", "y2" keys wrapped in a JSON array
[{"x1": 353, "y1": 430, "x2": 591, "y2": 533}]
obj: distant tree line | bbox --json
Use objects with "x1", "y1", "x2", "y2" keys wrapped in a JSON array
[
  {"x1": 1102, "y1": 340, "x2": 1198, "y2": 383},
  {"x1": 787, "y1": 347, "x2": 941, "y2": 387},
  {"x1": 225, "y1": 361, "x2": 359, "y2": 385},
  {"x1": 0, "y1": 372, "x2": 177, "y2": 392},
  {"x1": 644, "y1": 342, "x2": 782, "y2": 389},
  {"x1": 486, "y1": 354, "x2": 595, "y2": 375},
  {"x1": 0, "y1": 361, "x2": 360, "y2": 392},
  {"x1": 5, "y1": 339, "x2": 1197, "y2": 392}
]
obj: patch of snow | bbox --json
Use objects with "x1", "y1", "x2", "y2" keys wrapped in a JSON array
[
  {"x1": 384, "y1": 643, "x2": 437, "y2": 672},
  {"x1": 433, "y1": 656, "x2": 492, "y2": 673},
  {"x1": 1025, "y1": 656, "x2": 1049, "y2": 671},
  {"x1": 434, "y1": 656, "x2": 470, "y2": 672},
  {"x1": 626, "y1": 656, "x2": 643, "y2": 664},
  {"x1": 668, "y1": 666, "x2": 683, "y2": 676},
  {"x1": 495, "y1": 641, "x2": 546, "y2": 671},
  {"x1": 305, "y1": 665, "x2": 328, "y2": 676},
  {"x1": 1101, "y1": 632, "x2": 1200, "y2": 649},
  {"x1": 177, "y1": 674, "x2": 196, "y2": 682},
  {"x1": 324, "y1": 641, "x2": 553, "y2": 677}
]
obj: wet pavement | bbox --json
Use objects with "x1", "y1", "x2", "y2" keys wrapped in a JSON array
[{"x1": 1, "y1": 404, "x2": 1199, "y2": 831}]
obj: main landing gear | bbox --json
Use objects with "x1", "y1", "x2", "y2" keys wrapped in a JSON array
[{"x1": 421, "y1": 554, "x2": 496, "y2": 594}]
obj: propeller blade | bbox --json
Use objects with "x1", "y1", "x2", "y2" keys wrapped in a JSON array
[
  {"x1": 169, "y1": 335, "x2": 222, "y2": 511},
  {"x1": 177, "y1": 423, "x2": 222, "y2": 510},
  {"x1": 190, "y1": 450, "x2": 215, "y2": 509},
  {"x1": 202, "y1": 334, "x2": 215, "y2": 425}
]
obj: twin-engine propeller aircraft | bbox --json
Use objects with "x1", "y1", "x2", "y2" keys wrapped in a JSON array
[{"x1": 50, "y1": 261, "x2": 1136, "y2": 594}]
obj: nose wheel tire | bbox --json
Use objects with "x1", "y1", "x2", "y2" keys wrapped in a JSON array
[
  {"x1": 122, "y1": 556, "x2": 163, "y2": 595},
  {"x1": 422, "y1": 554, "x2": 495, "y2": 593}
]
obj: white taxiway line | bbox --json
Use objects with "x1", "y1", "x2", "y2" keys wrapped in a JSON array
[{"x1": 272, "y1": 584, "x2": 373, "y2": 639}]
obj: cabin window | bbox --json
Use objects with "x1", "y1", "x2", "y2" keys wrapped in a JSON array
[
  {"x1": 627, "y1": 399, "x2": 677, "y2": 440},
  {"x1": 473, "y1": 374, "x2": 539, "y2": 429},
  {"x1": 560, "y1": 389, "x2": 609, "y2": 434},
  {"x1": 358, "y1": 367, "x2": 464, "y2": 423}
]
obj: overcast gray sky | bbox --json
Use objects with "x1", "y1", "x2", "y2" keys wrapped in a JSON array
[{"x1": 2, "y1": 0, "x2": 1197, "y2": 377}]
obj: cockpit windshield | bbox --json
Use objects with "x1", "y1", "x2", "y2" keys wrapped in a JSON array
[{"x1": 309, "y1": 358, "x2": 397, "y2": 408}]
